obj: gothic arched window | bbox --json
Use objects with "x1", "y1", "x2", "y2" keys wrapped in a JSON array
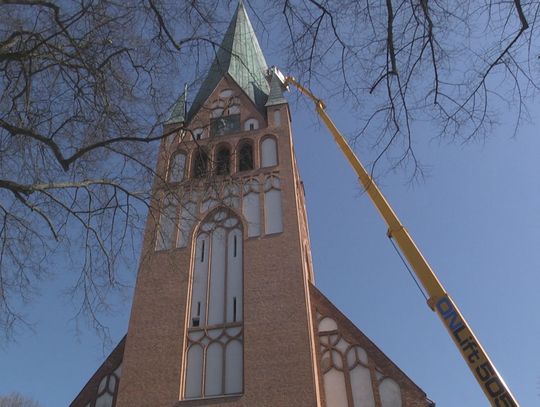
[
  {"x1": 238, "y1": 142, "x2": 253, "y2": 172},
  {"x1": 261, "y1": 136, "x2": 278, "y2": 167},
  {"x1": 192, "y1": 149, "x2": 209, "y2": 178},
  {"x1": 184, "y1": 210, "x2": 243, "y2": 399},
  {"x1": 216, "y1": 146, "x2": 231, "y2": 175},
  {"x1": 156, "y1": 195, "x2": 178, "y2": 250},
  {"x1": 168, "y1": 151, "x2": 187, "y2": 182},
  {"x1": 264, "y1": 175, "x2": 283, "y2": 235}
]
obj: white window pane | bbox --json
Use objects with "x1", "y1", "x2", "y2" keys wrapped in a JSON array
[
  {"x1": 242, "y1": 192, "x2": 260, "y2": 237},
  {"x1": 274, "y1": 110, "x2": 281, "y2": 126},
  {"x1": 380, "y1": 378, "x2": 402, "y2": 407},
  {"x1": 318, "y1": 317, "x2": 338, "y2": 332},
  {"x1": 114, "y1": 363, "x2": 122, "y2": 377},
  {"x1": 225, "y1": 340, "x2": 243, "y2": 394},
  {"x1": 226, "y1": 229, "x2": 242, "y2": 323},
  {"x1": 220, "y1": 89, "x2": 233, "y2": 98},
  {"x1": 208, "y1": 228, "x2": 226, "y2": 325},
  {"x1": 205, "y1": 343, "x2": 223, "y2": 396},
  {"x1": 264, "y1": 189, "x2": 283, "y2": 234},
  {"x1": 350, "y1": 365, "x2": 375, "y2": 407},
  {"x1": 170, "y1": 153, "x2": 186, "y2": 182},
  {"x1": 98, "y1": 376, "x2": 107, "y2": 393},
  {"x1": 323, "y1": 369, "x2": 348, "y2": 407},
  {"x1": 244, "y1": 118, "x2": 259, "y2": 131},
  {"x1": 191, "y1": 234, "x2": 209, "y2": 326},
  {"x1": 185, "y1": 345, "x2": 203, "y2": 398},
  {"x1": 95, "y1": 392, "x2": 113, "y2": 407},
  {"x1": 193, "y1": 128, "x2": 204, "y2": 140},
  {"x1": 261, "y1": 138, "x2": 277, "y2": 167},
  {"x1": 108, "y1": 374, "x2": 116, "y2": 393}
]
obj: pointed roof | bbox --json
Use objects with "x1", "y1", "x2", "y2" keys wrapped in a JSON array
[
  {"x1": 186, "y1": 1, "x2": 270, "y2": 119},
  {"x1": 265, "y1": 71, "x2": 288, "y2": 107},
  {"x1": 166, "y1": 84, "x2": 187, "y2": 124}
]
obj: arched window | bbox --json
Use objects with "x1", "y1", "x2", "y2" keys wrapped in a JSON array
[
  {"x1": 156, "y1": 195, "x2": 178, "y2": 250},
  {"x1": 242, "y1": 179, "x2": 260, "y2": 237},
  {"x1": 238, "y1": 142, "x2": 253, "y2": 172},
  {"x1": 168, "y1": 152, "x2": 186, "y2": 182},
  {"x1": 273, "y1": 110, "x2": 281, "y2": 126},
  {"x1": 244, "y1": 118, "x2": 259, "y2": 131},
  {"x1": 264, "y1": 175, "x2": 283, "y2": 234},
  {"x1": 317, "y1": 313, "x2": 401, "y2": 407},
  {"x1": 192, "y1": 149, "x2": 208, "y2": 178},
  {"x1": 193, "y1": 128, "x2": 204, "y2": 140},
  {"x1": 184, "y1": 210, "x2": 243, "y2": 399},
  {"x1": 216, "y1": 146, "x2": 231, "y2": 175},
  {"x1": 261, "y1": 137, "x2": 278, "y2": 167}
]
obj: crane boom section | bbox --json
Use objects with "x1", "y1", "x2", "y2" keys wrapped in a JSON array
[{"x1": 284, "y1": 76, "x2": 518, "y2": 407}]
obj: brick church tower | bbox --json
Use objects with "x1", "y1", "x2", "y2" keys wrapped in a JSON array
[{"x1": 71, "y1": 3, "x2": 433, "y2": 407}]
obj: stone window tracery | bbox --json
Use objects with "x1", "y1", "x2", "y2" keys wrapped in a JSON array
[
  {"x1": 317, "y1": 314, "x2": 402, "y2": 407},
  {"x1": 155, "y1": 171, "x2": 283, "y2": 251},
  {"x1": 184, "y1": 210, "x2": 243, "y2": 399},
  {"x1": 88, "y1": 363, "x2": 122, "y2": 407}
]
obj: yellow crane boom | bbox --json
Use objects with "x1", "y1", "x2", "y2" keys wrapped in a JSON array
[{"x1": 280, "y1": 72, "x2": 519, "y2": 407}]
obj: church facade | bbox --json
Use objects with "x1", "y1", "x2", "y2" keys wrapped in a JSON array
[{"x1": 70, "y1": 3, "x2": 433, "y2": 407}]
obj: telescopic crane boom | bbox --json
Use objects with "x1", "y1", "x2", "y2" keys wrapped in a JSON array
[{"x1": 276, "y1": 70, "x2": 519, "y2": 407}]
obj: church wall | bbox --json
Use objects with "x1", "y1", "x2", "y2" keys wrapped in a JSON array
[{"x1": 115, "y1": 76, "x2": 320, "y2": 407}]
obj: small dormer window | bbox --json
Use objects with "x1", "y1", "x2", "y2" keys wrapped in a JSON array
[
  {"x1": 193, "y1": 128, "x2": 204, "y2": 140},
  {"x1": 244, "y1": 118, "x2": 259, "y2": 131}
]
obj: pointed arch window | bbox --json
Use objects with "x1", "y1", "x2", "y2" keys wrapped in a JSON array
[
  {"x1": 242, "y1": 179, "x2": 260, "y2": 237},
  {"x1": 216, "y1": 146, "x2": 231, "y2": 175},
  {"x1": 263, "y1": 175, "x2": 283, "y2": 235},
  {"x1": 261, "y1": 136, "x2": 278, "y2": 167},
  {"x1": 156, "y1": 195, "x2": 178, "y2": 251},
  {"x1": 317, "y1": 313, "x2": 402, "y2": 407},
  {"x1": 193, "y1": 149, "x2": 209, "y2": 178},
  {"x1": 184, "y1": 210, "x2": 243, "y2": 399},
  {"x1": 169, "y1": 152, "x2": 187, "y2": 182},
  {"x1": 238, "y1": 142, "x2": 254, "y2": 172}
]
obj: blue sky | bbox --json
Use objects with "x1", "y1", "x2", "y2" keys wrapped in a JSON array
[
  {"x1": 1, "y1": 89, "x2": 538, "y2": 407},
  {"x1": 1, "y1": 3, "x2": 539, "y2": 407}
]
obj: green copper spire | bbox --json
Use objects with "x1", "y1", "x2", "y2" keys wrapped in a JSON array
[
  {"x1": 166, "y1": 83, "x2": 188, "y2": 125},
  {"x1": 187, "y1": 1, "x2": 270, "y2": 119}
]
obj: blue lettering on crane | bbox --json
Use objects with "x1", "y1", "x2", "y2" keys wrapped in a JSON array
[{"x1": 435, "y1": 297, "x2": 517, "y2": 406}]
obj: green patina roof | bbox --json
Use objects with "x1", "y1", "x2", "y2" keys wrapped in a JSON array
[
  {"x1": 186, "y1": 1, "x2": 270, "y2": 120},
  {"x1": 166, "y1": 84, "x2": 187, "y2": 125}
]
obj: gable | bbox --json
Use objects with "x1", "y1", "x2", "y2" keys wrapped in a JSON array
[{"x1": 310, "y1": 284, "x2": 433, "y2": 407}]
